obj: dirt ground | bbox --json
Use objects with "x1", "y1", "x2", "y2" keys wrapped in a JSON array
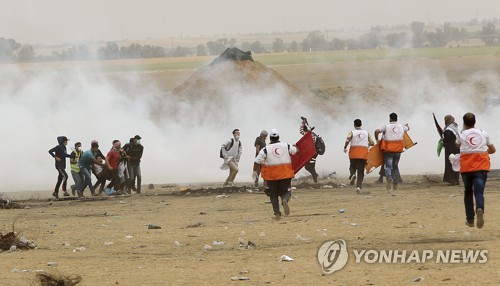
[{"x1": 1, "y1": 175, "x2": 500, "y2": 286}]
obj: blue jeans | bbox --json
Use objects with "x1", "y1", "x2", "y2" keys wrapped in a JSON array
[
  {"x1": 384, "y1": 152, "x2": 401, "y2": 184},
  {"x1": 80, "y1": 167, "x2": 95, "y2": 194},
  {"x1": 71, "y1": 171, "x2": 84, "y2": 192},
  {"x1": 461, "y1": 171, "x2": 487, "y2": 222},
  {"x1": 128, "y1": 164, "x2": 142, "y2": 192}
]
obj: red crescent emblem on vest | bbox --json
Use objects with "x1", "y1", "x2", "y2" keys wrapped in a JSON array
[
  {"x1": 469, "y1": 136, "x2": 477, "y2": 146},
  {"x1": 274, "y1": 147, "x2": 281, "y2": 156},
  {"x1": 392, "y1": 127, "x2": 398, "y2": 133}
]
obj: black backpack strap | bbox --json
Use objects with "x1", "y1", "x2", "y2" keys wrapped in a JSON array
[{"x1": 225, "y1": 138, "x2": 234, "y2": 151}]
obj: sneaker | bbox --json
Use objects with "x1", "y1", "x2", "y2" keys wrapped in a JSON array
[
  {"x1": 52, "y1": 192, "x2": 59, "y2": 199},
  {"x1": 465, "y1": 220, "x2": 474, "y2": 227},
  {"x1": 70, "y1": 185, "x2": 76, "y2": 196},
  {"x1": 282, "y1": 199, "x2": 290, "y2": 216},
  {"x1": 273, "y1": 212, "x2": 281, "y2": 220},
  {"x1": 350, "y1": 175, "x2": 356, "y2": 186},
  {"x1": 356, "y1": 187, "x2": 362, "y2": 194},
  {"x1": 476, "y1": 209, "x2": 484, "y2": 229},
  {"x1": 63, "y1": 192, "x2": 70, "y2": 197},
  {"x1": 386, "y1": 178, "x2": 393, "y2": 191}
]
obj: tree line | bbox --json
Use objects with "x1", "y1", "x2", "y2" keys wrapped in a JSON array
[{"x1": 1, "y1": 20, "x2": 500, "y2": 63}]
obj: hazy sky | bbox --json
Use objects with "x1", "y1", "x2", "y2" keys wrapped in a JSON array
[{"x1": 1, "y1": 0, "x2": 499, "y2": 45}]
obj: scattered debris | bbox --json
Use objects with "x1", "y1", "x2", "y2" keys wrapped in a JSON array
[
  {"x1": 280, "y1": 255, "x2": 294, "y2": 262},
  {"x1": 47, "y1": 262, "x2": 58, "y2": 267},
  {"x1": 203, "y1": 244, "x2": 213, "y2": 251},
  {"x1": 0, "y1": 232, "x2": 36, "y2": 251},
  {"x1": 146, "y1": 224, "x2": 161, "y2": 229},
  {"x1": 231, "y1": 276, "x2": 250, "y2": 281},
  {"x1": 412, "y1": 276, "x2": 424, "y2": 282},
  {"x1": 35, "y1": 272, "x2": 82, "y2": 286},
  {"x1": 174, "y1": 241, "x2": 181, "y2": 247},
  {"x1": 73, "y1": 247, "x2": 86, "y2": 252},
  {"x1": 339, "y1": 209, "x2": 345, "y2": 213},
  {"x1": 0, "y1": 199, "x2": 24, "y2": 209},
  {"x1": 213, "y1": 241, "x2": 225, "y2": 246},
  {"x1": 186, "y1": 222, "x2": 205, "y2": 228},
  {"x1": 104, "y1": 242, "x2": 114, "y2": 246},
  {"x1": 216, "y1": 194, "x2": 229, "y2": 198}
]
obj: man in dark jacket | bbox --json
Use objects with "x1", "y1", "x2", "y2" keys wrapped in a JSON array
[
  {"x1": 443, "y1": 115, "x2": 460, "y2": 185},
  {"x1": 48, "y1": 136, "x2": 74, "y2": 198},
  {"x1": 125, "y1": 135, "x2": 144, "y2": 193}
]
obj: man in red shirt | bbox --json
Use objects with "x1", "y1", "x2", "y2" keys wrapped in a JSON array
[{"x1": 106, "y1": 140, "x2": 123, "y2": 193}]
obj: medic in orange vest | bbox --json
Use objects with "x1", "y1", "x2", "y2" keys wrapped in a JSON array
[
  {"x1": 255, "y1": 129, "x2": 298, "y2": 220},
  {"x1": 374, "y1": 112, "x2": 410, "y2": 192},
  {"x1": 456, "y1": 112, "x2": 496, "y2": 229},
  {"x1": 343, "y1": 119, "x2": 374, "y2": 193}
]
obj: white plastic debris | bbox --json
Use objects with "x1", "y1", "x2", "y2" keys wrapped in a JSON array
[
  {"x1": 125, "y1": 235, "x2": 133, "y2": 239},
  {"x1": 216, "y1": 194, "x2": 229, "y2": 198},
  {"x1": 73, "y1": 247, "x2": 86, "y2": 252},
  {"x1": 213, "y1": 241, "x2": 225, "y2": 246},
  {"x1": 47, "y1": 262, "x2": 58, "y2": 267},
  {"x1": 104, "y1": 242, "x2": 114, "y2": 246},
  {"x1": 259, "y1": 232, "x2": 266, "y2": 237},
  {"x1": 280, "y1": 255, "x2": 294, "y2": 262},
  {"x1": 203, "y1": 244, "x2": 213, "y2": 251},
  {"x1": 412, "y1": 276, "x2": 424, "y2": 282},
  {"x1": 231, "y1": 277, "x2": 250, "y2": 281}
]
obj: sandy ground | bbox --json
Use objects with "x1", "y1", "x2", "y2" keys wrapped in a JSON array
[{"x1": 1, "y1": 175, "x2": 500, "y2": 286}]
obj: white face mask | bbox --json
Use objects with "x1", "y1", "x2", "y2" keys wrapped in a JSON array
[
  {"x1": 136, "y1": 140, "x2": 141, "y2": 144},
  {"x1": 77, "y1": 147, "x2": 82, "y2": 151},
  {"x1": 234, "y1": 136, "x2": 240, "y2": 140}
]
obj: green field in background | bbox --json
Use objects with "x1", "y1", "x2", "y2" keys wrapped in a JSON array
[
  {"x1": 6, "y1": 46, "x2": 498, "y2": 74},
  {"x1": 100, "y1": 46, "x2": 499, "y2": 73}
]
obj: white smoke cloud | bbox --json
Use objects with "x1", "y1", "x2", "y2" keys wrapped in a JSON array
[{"x1": 0, "y1": 59, "x2": 498, "y2": 192}]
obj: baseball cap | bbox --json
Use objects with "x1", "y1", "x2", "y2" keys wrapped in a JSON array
[{"x1": 270, "y1": 129, "x2": 279, "y2": 137}]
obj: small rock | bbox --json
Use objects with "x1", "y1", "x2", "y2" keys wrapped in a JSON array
[
  {"x1": 203, "y1": 244, "x2": 213, "y2": 251},
  {"x1": 213, "y1": 241, "x2": 225, "y2": 246},
  {"x1": 174, "y1": 241, "x2": 181, "y2": 247},
  {"x1": 9, "y1": 245, "x2": 17, "y2": 251},
  {"x1": 104, "y1": 242, "x2": 114, "y2": 246},
  {"x1": 147, "y1": 224, "x2": 161, "y2": 229},
  {"x1": 412, "y1": 276, "x2": 424, "y2": 282},
  {"x1": 280, "y1": 255, "x2": 294, "y2": 262},
  {"x1": 47, "y1": 262, "x2": 58, "y2": 267}
]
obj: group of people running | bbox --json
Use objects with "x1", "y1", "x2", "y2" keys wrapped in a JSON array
[
  {"x1": 220, "y1": 112, "x2": 496, "y2": 228},
  {"x1": 48, "y1": 135, "x2": 144, "y2": 198}
]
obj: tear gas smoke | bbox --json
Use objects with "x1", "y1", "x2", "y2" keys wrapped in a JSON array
[{"x1": 0, "y1": 60, "x2": 498, "y2": 192}]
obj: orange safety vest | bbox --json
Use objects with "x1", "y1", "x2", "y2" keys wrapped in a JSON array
[
  {"x1": 349, "y1": 129, "x2": 370, "y2": 160},
  {"x1": 459, "y1": 128, "x2": 491, "y2": 172}
]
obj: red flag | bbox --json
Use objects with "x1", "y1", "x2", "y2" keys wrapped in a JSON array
[{"x1": 291, "y1": 132, "x2": 317, "y2": 174}]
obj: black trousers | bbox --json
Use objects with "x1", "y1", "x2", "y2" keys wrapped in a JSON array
[
  {"x1": 266, "y1": 178, "x2": 292, "y2": 215},
  {"x1": 54, "y1": 168, "x2": 68, "y2": 194},
  {"x1": 349, "y1": 159, "x2": 366, "y2": 188}
]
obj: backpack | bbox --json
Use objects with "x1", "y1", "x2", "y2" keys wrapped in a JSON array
[
  {"x1": 315, "y1": 135, "x2": 326, "y2": 155},
  {"x1": 219, "y1": 139, "x2": 241, "y2": 158}
]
